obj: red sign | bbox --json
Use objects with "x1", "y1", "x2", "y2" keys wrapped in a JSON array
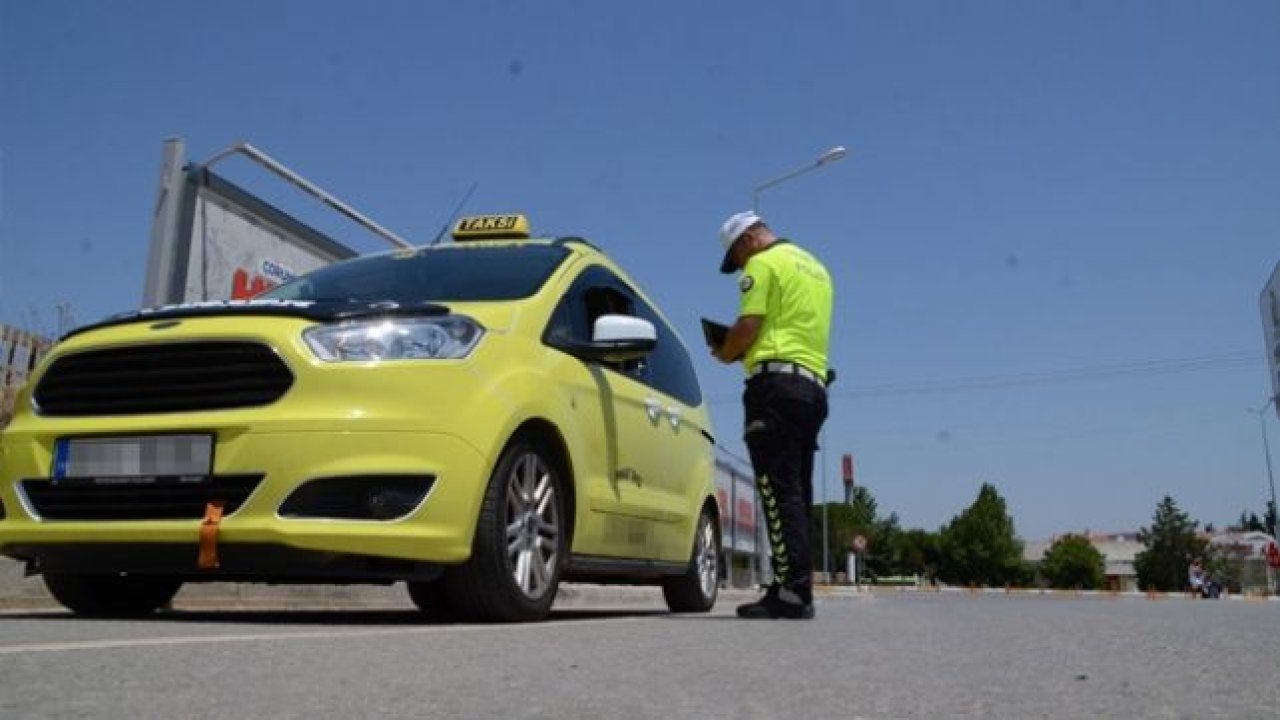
[
  {"x1": 1266, "y1": 541, "x2": 1280, "y2": 569},
  {"x1": 851, "y1": 534, "x2": 868, "y2": 552},
  {"x1": 842, "y1": 453, "x2": 854, "y2": 487},
  {"x1": 231, "y1": 268, "x2": 277, "y2": 300}
]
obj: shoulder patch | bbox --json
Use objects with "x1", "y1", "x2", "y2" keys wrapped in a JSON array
[{"x1": 739, "y1": 275, "x2": 755, "y2": 293}]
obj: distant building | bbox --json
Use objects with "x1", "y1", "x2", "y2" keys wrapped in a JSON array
[
  {"x1": 1208, "y1": 530, "x2": 1276, "y2": 558},
  {"x1": 1207, "y1": 530, "x2": 1278, "y2": 593},
  {"x1": 1023, "y1": 531, "x2": 1143, "y2": 592},
  {"x1": 1089, "y1": 532, "x2": 1144, "y2": 592},
  {"x1": 1025, "y1": 529, "x2": 1278, "y2": 594}
]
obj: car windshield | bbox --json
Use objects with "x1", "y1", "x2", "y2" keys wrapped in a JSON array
[{"x1": 261, "y1": 244, "x2": 571, "y2": 304}]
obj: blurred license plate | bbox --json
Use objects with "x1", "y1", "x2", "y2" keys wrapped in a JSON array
[{"x1": 53, "y1": 435, "x2": 213, "y2": 483}]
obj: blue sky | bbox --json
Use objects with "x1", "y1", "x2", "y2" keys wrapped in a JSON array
[{"x1": 2, "y1": 1, "x2": 1278, "y2": 539}]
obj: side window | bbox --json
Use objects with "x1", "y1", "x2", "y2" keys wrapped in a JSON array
[
  {"x1": 632, "y1": 298, "x2": 704, "y2": 408},
  {"x1": 543, "y1": 263, "x2": 703, "y2": 407},
  {"x1": 585, "y1": 286, "x2": 643, "y2": 375},
  {"x1": 583, "y1": 287, "x2": 633, "y2": 335},
  {"x1": 544, "y1": 266, "x2": 647, "y2": 377}
]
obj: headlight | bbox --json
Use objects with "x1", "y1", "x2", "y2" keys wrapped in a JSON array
[{"x1": 303, "y1": 316, "x2": 484, "y2": 362}]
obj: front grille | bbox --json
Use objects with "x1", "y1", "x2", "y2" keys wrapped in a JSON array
[
  {"x1": 20, "y1": 475, "x2": 263, "y2": 520},
  {"x1": 34, "y1": 342, "x2": 293, "y2": 416}
]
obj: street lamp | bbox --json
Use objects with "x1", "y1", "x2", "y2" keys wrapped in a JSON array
[
  {"x1": 749, "y1": 144, "x2": 848, "y2": 582},
  {"x1": 752, "y1": 146, "x2": 848, "y2": 212},
  {"x1": 1248, "y1": 396, "x2": 1280, "y2": 545}
]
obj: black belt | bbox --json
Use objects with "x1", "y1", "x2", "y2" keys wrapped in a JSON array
[{"x1": 748, "y1": 361, "x2": 826, "y2": 387}]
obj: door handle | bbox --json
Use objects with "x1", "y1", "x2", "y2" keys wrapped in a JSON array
[{"x1": 644, "y1": 398, "x2": 663, "y2": 422}]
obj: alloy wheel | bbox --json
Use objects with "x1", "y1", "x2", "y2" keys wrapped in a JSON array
[{"x1": 505, "y1": 452, "x2": 560, "y2": 600}]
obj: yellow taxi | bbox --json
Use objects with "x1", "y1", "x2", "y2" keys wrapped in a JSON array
[{"x1": 0, "y1": 215, "x2": 720, "y2": 622}]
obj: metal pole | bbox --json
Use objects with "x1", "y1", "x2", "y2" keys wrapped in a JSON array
[
  {"x1": 754, "y1": 163, "x2": 819, "y2": 212},
  {"x1": 1251, "y1": 396, "x2": 1279, "y2": 594},
  {"x1": 749, "y1": 146, "x2": 846, "y2": 586},
  {"x1": 728, "y1": 465, "x2": 737, "y2": 588},
  {"x1": 1261, "y1": 398, "x2": 1279, "y2": 535},
  {"x1": 142, "y1": 138, "x2": 188, "y2": 307},
  {"x1": 821, "y1": 429, "x2": 830, "y2": 580},
  {"x1": 203, "y1": 141, "x2": 414, "y2": 249},
  {"x1": 756, "y1": 492, "x2": 768, "y2": 587},
  {"x1": 752, "y1": 146, "x2": 848, "y2": 212}
]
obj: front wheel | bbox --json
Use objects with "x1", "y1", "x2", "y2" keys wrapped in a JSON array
[
  {"x1": 662, "y1": 507, "x2": 720, "y2": 613},
  {"x1": 406, "y1": 579, "x2": 457, "y2": 620},
  {"x1": 44, "y1": 573, "x2": 182, "y2": 618},
  {"x1": 444, "y1": 438, "x2": 566, "y2": 622}
]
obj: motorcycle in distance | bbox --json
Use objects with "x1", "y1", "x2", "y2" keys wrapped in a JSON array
[
  {"x1": 1196, "y1": 577, "x2": 1223, "y2": 599},
  {"x1": 1188, "y1": 558, "x2": 1222, "y2": 599}
]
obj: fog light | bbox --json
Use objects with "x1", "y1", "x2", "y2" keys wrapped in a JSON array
[
  {"x1": 367, "y1": 486, "x2": 428, "y2": 520},
  {"x1": 280, "y1": 476, "x2": 435, "y2": 520}
]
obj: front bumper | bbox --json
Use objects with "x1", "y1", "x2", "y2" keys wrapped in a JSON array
[{"x1": 0, "y1": 429, "x2": 488, "y2": 575}]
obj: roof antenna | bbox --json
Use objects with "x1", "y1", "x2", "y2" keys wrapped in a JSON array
[{"x1": 431, "y1": 181, "x2": 480, "y2": 246}]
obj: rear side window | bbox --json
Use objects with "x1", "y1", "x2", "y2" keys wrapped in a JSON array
[
  {"x1": 263, "y1": 245, "x2": 571, "y2": 303},
  {"x1": 633, "y1": 300, "x2": 703, "y2": 408}
]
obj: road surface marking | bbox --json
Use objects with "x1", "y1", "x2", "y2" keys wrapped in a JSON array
[{"x1": 0, "y1": 615, "x2": 651, "y2": 655}]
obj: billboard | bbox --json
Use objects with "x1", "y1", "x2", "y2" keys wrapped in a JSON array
[
  {"x1": 143, "y1": 141, "x2": 360, "y2": 306},
  {"x1": 715, "y1": 457, "x2": 760, "y2": 555},
  {"x1": 1, "y1": 325, "x2": 54, "y2": 427},
  {"x1": 179, "y1": 172, "x2": 357, "y2": 302}
]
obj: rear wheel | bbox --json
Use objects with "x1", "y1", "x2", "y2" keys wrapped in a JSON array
[
  {"x1": 662, "y1": 507, "x2": 720, "y2": 613},
  {"x1": 444, "y1": 438, "x2": 565, "y2": 622},
  {"x1": 43, "y1": 573, "x2": 182, "y2": 618}
]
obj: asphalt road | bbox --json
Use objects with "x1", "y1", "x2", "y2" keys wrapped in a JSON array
[{"x1": 2, "y1": 591, "x2": 1277, "y2": 720}]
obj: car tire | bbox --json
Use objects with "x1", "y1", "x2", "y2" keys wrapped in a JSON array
[
  {"x1": 406, "y1": 580, "x2": 457, "y2": 620},
  {"x1": 662, "y1": 507, "x2": 720, "y2": 613},
  {"x1": 43, "y1": 573, "x2": 182, "y2": 618},
  {"x1": 444, "y1": 438, "x2": 565, "y2": 622}
]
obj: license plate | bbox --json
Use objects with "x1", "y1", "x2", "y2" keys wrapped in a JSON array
[{"x1": 53, "y1": 435, "x2": 213, "y2": 484}]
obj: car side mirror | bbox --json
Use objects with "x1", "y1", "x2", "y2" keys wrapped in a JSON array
[{"x1": 576, "y1": 314, "x2": 656, "y2": 363}]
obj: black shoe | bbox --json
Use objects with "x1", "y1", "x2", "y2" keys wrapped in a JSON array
[{"x1": 736, "y1": 585, "x2": 815, "y2": 620}]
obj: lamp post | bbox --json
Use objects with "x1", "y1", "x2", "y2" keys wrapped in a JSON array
[
  {"x1": 1248, "y1": 396, "x2": 1280, "y2": 546},
  {"x1": 749, "y1": 145, "x2": 848, "y2": 581},
  {"x1": 752, "y1": 146, "x2": 848, "y2": 212}
]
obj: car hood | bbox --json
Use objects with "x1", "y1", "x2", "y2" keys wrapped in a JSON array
[{"x1": 64, "y1": 298, "x2": 526, "y2": 341}]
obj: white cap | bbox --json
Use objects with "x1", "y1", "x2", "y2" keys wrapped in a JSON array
[{"x1": 718, "y1": 210, "x2": 762, "y2": 274}]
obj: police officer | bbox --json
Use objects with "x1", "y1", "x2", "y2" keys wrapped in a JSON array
[{"x1": 712, "y1": 210, "x2": 833, "y2": 620}]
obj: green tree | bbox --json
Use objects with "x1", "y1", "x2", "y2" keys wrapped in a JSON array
[
  {"x1": 1039, "y1": 534, "x2": 1105, "y2": 589},
  {"x1": 810, "y1": 486, "x2": 900, "y2": 580},
  {"x1": 1204, "y1": 542, "x2": 1245, "y2": 594},
  {"x1": 889, "y1": 528, "x2": 941, "y2": 582},
  {"x1": 937, "y1": 483, "x2": 1025, "y2": 587},
  {"x1": 1232, "y1": 511, "x2": 1266, "y2": 533},
  {"x1": 1134, "y1": 495, "x2": 1207, "y2": 592}
]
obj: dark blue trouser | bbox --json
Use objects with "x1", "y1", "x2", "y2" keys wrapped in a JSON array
[{"x1": 743, "y1": 372, "x2": 828, "y2": 602}]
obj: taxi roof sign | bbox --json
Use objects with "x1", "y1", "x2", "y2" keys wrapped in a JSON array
[{"x1": 452, "y1": 214, "x2": 531, "y2": 240}]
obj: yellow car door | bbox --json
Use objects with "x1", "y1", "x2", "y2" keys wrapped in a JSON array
[
  {"x1": 630, "y1": 299, "x2": 716, "y2": 561},
  {"x1": 542, "y1": 270, "x2": 668, "y2": 557}
]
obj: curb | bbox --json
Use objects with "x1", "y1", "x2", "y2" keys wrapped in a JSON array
[{"x1": 852, "y1": 584, "x2": 1280, "y2": 602}]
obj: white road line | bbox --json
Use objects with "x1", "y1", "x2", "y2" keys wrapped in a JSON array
[{"x1": 0, "y1": 616, "x2": 646, "y2": 655}]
